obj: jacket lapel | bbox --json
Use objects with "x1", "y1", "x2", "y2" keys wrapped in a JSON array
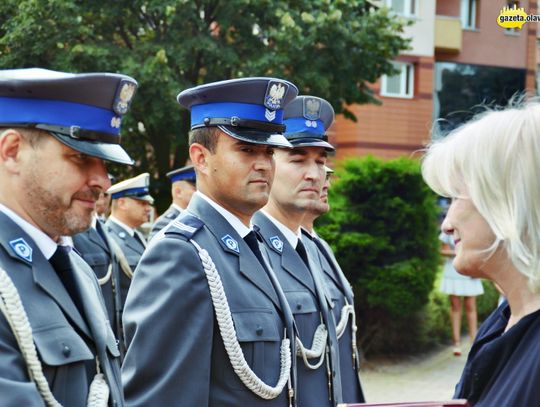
[
  {"x1": 0, "y1": 212, "x2": 93, "y2": 339},
  {"x1": 253, "y1": 212, "x2": 317, "y2": 296},
  {"x1": 86, "y1": 226, "x2": 110, "y2": 254},
  {"x1": 188, "y1": 195, "x2": 282, "y2": 312}
]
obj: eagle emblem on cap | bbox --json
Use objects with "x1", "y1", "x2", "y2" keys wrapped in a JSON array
[
  {"x1": 303, "y1": 98, "x2": 321, "y2": 121},
  {"x1": 113, "y1": 81, "x2": 137, "y2": 115},
  {"x1": 265, "y1": 81, "x2": 288, "y2": 110}
]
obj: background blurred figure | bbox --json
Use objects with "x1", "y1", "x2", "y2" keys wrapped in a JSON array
[
  {"x1": 106, "y1": 173, "x2": 153, "y2": 305},
  {"x1": 439, "y1": 232, "x2": 484, "y2": 356},
  {"x1": 94, "y1": 191, "x2": 112, "y2": 221},
  {"x1": 148, "y1": 164, "x2": 196, "y2": 240}
]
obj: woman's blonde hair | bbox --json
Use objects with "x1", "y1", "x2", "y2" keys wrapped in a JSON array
[{"x1": 422, "y1": 100, "x2": 540, "y2": 289}]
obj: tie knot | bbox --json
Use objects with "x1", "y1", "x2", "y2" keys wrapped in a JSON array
[
  {"x1": 50, "y1": 245, "x2": 72, "y2": 272},
  {"x1": 244, "y1": 231, "x2": 259, "y2": 252}
]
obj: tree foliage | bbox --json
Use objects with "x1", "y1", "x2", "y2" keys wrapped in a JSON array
[
  {"x1": 316, "y1": 156, "x2": 441, "y2": 355},
  {"x1": 0, "y1": 0, "x2": 409, "y2": 210}
]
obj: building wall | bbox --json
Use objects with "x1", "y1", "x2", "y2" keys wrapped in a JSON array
[{"x1": 402, "y1": 1, "x2": 436, "y2": 56}]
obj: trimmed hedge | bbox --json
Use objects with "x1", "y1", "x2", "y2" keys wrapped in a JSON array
[{"x1": 317, "y1": 156, "x2": 441, "y2": 355}]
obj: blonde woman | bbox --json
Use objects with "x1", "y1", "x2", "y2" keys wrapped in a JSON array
[{"x1": 422, "y1": 101, "x2": 540, "y2": 406}]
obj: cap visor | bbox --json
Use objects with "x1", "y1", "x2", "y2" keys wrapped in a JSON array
[
  {"x1": 131, "y1": 195, "x2": 155, "y2": 204},
  {"x1": 289, "y1": 137, "x2": 335, "y2": 152},
  {"x1": 218, "y1": 125, "x2": 292, "y2": 148},
  {"x1": 49, "y1": 132, "x2": 134, "y2": 165}
]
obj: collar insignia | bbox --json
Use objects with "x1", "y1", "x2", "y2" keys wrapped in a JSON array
[
  {"x1": 269, "y1": 236, "x2": 283, "y2": 253},
  {"x1": 221, "y1": 234, "x2": 239, "y2": 253},
  {"x1": 9, "y1": 238, "x2": 33, "y2": 263}
]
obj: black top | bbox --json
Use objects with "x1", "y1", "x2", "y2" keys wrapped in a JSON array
[{"x1": 455, "y1": 301, "x2": 540, "y2": 406}]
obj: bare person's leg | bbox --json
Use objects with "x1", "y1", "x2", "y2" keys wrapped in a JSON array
[
  {"x1": 450, "y1": 295, "x2": 462, "y2": 355},
  {"x1": 464, "y1": 296, "x2": 478, "y2": 342}
]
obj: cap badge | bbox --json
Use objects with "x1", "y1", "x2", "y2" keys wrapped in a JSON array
[
  {"x1": 111, "y1": 116, "x2": 122, "y2": 129},
  {"x1": 113, "y1": 80, "x2": 137, "y2": 115},
  {"x1": 303, "y1": 98, "x2": 321, "y2": 121},
  {"x1": 221, "y1": 234, "x2": 239, "y2": 253},
  {"x1": 265, "y1": 81, "x2": 287, "y2": 111},
  {"x1": 9, "y1": 238, "x2": 33, "y2": 263},
  {"x1": 265, "y1": 109, "x2": 276, "y2": 122},
  {"x1": 269, "y1": 236, "x2": 283, "y2": 253}
]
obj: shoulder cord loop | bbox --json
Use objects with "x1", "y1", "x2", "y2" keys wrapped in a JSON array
[
  {"x1": 190, "y1": 239, "x2": 291, "y2": 400},
  {"x1": 0, "y1": 268, "x2": 110, "y2": 407}
]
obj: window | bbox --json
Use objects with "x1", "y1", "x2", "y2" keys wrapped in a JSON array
[
  {"x1": 386, "y1": 0, "x2": 418, "y2": 17},
  {"x1": 460, "y1": 0, "x2": 477, "y2": 29},
  {"x1": 381, "y1": 62, "x2": 414, "y2": 98}
]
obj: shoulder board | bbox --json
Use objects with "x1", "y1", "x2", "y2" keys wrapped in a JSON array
[{"x1": 165, "y1": 214, "x2": 204, "y2": 239}]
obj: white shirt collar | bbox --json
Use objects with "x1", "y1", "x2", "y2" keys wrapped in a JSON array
[
  {"x1": 260, "y1": 210, "x2": 300, "y2": 248},
  {"x1": 171, "y1": 203, "x2": 184, "y2": 213},
  {"x1": 0, "y1": 202, "x2": 61, "y2": 260},
  {"x1": 109, "y1": 216, "x2": 135, "y2": 236},
  {"x1": 196, "y1": 191, "x2": 251, "y2": 238}
]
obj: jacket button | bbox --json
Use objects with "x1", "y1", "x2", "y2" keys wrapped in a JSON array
[
  {"x1": 62, "y1": 344, "x2": 71, "y2": 357},
  {"x1": 256, "y1": 326, "x2": 264, "y2": 336},
  {"x1": 296, "y1": 303, "x2": 302, "y2": 310}
]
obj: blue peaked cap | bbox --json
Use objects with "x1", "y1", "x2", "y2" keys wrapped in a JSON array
[
  {"x1": 283, "y1": 95, "x2": 335, "y2": 151},
  {"x1": 177, "y1": 77, "x2": 298, "y2": 148},
  {"x1": 0, "y1": 68, "x2": 137, "y2": 165},
  {"x1": 166, "y1": 165, "x2": 196, "y2": 183}
]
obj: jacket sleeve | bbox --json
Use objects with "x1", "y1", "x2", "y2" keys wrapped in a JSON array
[
  {"x1": 0, "y1": 313, "x2": 47, "y2": 407},
  {"x1": 122, "y1": 236, "x2": 214, "y2": 406}
]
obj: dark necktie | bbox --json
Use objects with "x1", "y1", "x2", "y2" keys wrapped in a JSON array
[
  {"x1": 49, "y1": 246, "x2": 85, "y2": 316},
  {"x1": 243, "y1": 230, "x2": 267, "y2": 268},
  {"x1": 295, "y1": 239, "x2": 310, "y2": 268}
]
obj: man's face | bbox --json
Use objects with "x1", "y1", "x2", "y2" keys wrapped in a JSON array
[
  {"x1": 118, "y1": 197, "x2": 152, "y2": 228},
  {"x1": 95, "y1": 192, "x2": 111, "y2": 217},
  {"x1": 204, "y1": 134, "x2": 275, "y2": 218},
  {"x1": 19, "y1": 133, "x2": 111, "y2": 238},
  {"x1": 270, "y1": 146, "x2": 327, "y2": 215}
]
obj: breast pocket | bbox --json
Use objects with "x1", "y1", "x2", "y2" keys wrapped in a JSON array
[
  {"x1": 226, "y1": 309, "x2": 281, "y2": 390},
  {"x1": 33, "y1": 324, "x2": 94, "y2": 367},
  {"x1": 285, "y1": 290, "x2": 319, "y2": 345}
]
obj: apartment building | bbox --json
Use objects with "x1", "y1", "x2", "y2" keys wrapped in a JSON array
[{"x1": 331, "y1": 0, "x2": 537, "y2": 160}]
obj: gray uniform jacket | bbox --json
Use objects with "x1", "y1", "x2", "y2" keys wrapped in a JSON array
[
  {"x1": 253, "y1": 211, "x2": 342, "y2": 406},
  {"x1": 122, "y1": 194, "x2": 296, "y2": 406},
  {"x1": 301, "y1": 230, "x2": 365, "y2": 403},
  {"x1": 148, "y1": 204, "x2": 181, "y2": 241},
  {"x1": 104, "y1": 220, "x2": 144, "y2": 306},
  {"x1": 72, "y1": 221, "x2": 125, "y2": 357},
  {"x1": 0, "y1": 212, "x2": 123, "y2": 407}
]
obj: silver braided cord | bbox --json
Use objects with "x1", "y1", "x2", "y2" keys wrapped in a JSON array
[
  {"x1": 190, "y1": 240, "x2": 291, "y2": 400},
  {"x1": 0, "y1": 268, "x2": 110, "y2": 407},
  {"x1": 335, "y1": 304, "x2": 355, "y2": 339},
  {"x1": 0, "y1": 267, "x2": 61, "y2": 407},
  {"x1": 295, "y1": 323, "x2": 328, "y2": 370},
  {"x1": 97, "y1": 264, "x2": 112, "y2": 285}
]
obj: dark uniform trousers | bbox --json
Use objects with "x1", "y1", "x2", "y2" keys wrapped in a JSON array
[
  {"x1": 301, "y1": 230, "x2": 365, "y2": 403},
  {"x1": 253, "y1": 211, "x2": 343, "y2": 406},
  {"x1": 73, "y1": 220, "x2": 125, "y2": 357},
  {"x1": 122, "y1": 194, "x2": 297, "y2": 406},
  {"x1": 148, "y1": 204, "x2": 181, "y2": 241},
  {"x1": 104, "y1": 220, "x2": 145, "y2": 307},
  {"x1": 0, "y1": 212, "x2": 123, "y2": 406}
]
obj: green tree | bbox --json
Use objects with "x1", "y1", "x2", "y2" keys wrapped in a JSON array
[
  {"x1": 0, "y1": 0, "x2": 409, "y2": 211},
  {"x1": 317, "y1": 156, "x2": 441, "y2": 355}
]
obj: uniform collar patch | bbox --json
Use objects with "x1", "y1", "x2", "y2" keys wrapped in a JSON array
[
  {"x1": 221, "y1": 234, "x2": 239, "y2": 253},
  {"x1": 269, "y1": 236, "x2": 283, "y2": 253},
  {"x1": 9, "y1": 238, "x2": 33, "y2": 263}
]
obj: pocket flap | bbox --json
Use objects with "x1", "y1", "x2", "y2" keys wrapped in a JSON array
[
  {"x1": 83, "y1": 252, "x2": 108, "y2": 267},
  {"x1": 232, "y1": 309, "x2": 280, "y2": 342},
  {"x1": 33, "y1": 325, "x2": 94, "y2": 366},
  {"x1": 285, "y1": 290, "x2": 318, "y2": 315}
]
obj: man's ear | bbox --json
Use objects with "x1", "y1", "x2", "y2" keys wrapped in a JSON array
[
  {"x1": 0, "y1": 129, "x2": 26, "y2": 174},
  {"x1": 189, "y1": 143, "x2": 211, "y2": 176}
]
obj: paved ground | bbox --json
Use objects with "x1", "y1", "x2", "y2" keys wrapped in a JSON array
[{"x1": 359, "y1": 341, "x2": 471, "y2": 403}]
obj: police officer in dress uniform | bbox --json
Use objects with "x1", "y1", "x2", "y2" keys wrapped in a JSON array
[
  {"x1": 0, "y1": 68, "x2": 137, "y2": 406},
  {"x1": 105, "y1": 173, "x2": 153, "y2": 306},
  {"x1": 122, "y1": 77, "x2": 299, "y2": 406},
  {"x1": 296, "y1": 100, "x2": 366, "y2": 404},
  {"x1": 148, "y1": 164, "x2": 196, "y2": 240},
  {"x1": 72, "y1": 213, "x2": 126, "y2": 359},
  {"x1": 252, "y1": 96, "x2": 343, "y2": 406}
]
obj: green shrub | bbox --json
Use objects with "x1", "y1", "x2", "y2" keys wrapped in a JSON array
[{"x1": 317, "y1": 155, "x2": 441, "y2": 355}]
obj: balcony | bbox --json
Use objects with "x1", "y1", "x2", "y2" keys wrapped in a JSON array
[{"x1": 435, "y1": 16, "x2": 462, "y2": 53}]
